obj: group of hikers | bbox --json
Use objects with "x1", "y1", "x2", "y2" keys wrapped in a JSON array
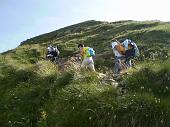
[
  {"x1": 46, "y1": 37, "x2": 139, "y2": 76},
  {"x1": 111, "y1": 38, "x2": 139, "y2": 75}
]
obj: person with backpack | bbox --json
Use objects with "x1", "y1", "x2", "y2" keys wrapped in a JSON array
[
  {"x1": 47, "y1": 45, "x2": 53, "y2": 55},
  {"x1": 51, "y1": 46, "x2": 60, "y2": 62},
  {"x1": 46, "y1": 45, "x2": 60, "y2": 63},
  {"x1": 78, "y1": 44, "x2": 95, "y2": 71},
  {"x1": 46, "y1": 45, "x2": 53, "y2": 60},
  {"x1": 122, "y1": 39, "x2": 139, "y2": 67},
  {"x1": 111, "y1": 38, "x2": 125, "y2": 75}
]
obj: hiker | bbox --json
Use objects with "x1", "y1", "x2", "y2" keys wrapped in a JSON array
[
  {"x1": 46, "y1": 45, "x2": 59, "y2": 62},
  {"x1": 122, "y1": 39, "x2": 139, "y2": 67},
  {"x1": 47, "y1": 45, "x2": 53, "y2": 55},
  {"x1": 111, "y1": 39, "x2": 125, "y2": 75},
  {"x1": 78, "y1": 44, "x2": 95, "y2": 71},
  {"x1": 51, "y1": 46, "x2": 60, "y2": 62}
]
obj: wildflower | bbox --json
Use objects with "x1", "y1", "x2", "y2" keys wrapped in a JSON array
[
  {"x1": 166, "y1": 86, "x2": 169, "y2": 90},
  {"x1": 158, "y1": 98, "x2": 161, "y2": 103},
  {"x1": 41, "y1": 111, "x2": 47, "y2": 120},
  {"x1": 141, "y1": 86, "x2": 144, "y2": 89}
]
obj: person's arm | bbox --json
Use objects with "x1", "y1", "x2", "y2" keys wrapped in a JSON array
[{"x1": 80, "y1": 51, "x2": 84, "y2": 59}]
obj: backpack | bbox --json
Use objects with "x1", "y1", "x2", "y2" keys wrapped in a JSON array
[
  {"x1": 47, "y1": 46, "x2": 53, "y2": 53},
  {"x1": 87, "y1": 47, "x2": 95, "y2": 57},
  {"x1": 116, "y1": 44, "x2": 125, "y2": 55}
]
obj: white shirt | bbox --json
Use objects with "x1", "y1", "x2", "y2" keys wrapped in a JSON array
[
  {"x1": 122, "y1": 39, "x2": 129, "y2": 51},
  {"x1": 47, "y1": 47, "x2": 53, "y2": 52},
  {"x1": 54, "y1": 47, "x2": 60, "y2": 55},
  {"x1": 111, "y1": 41, "x2": 123, "y2": 57}
]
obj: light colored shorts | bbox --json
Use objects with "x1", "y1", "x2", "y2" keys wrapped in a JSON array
[{"x1": 81, "y1": 57, "x2": 95, "y2": 71}]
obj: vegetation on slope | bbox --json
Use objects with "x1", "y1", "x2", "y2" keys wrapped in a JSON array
[{"x1": 0, "y1": 20, "x2": 170, "y2": 127}]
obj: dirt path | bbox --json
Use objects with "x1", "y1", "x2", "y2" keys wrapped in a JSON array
[{"x1": 57, "y1": 55, "x2": 120, "y2": 88}]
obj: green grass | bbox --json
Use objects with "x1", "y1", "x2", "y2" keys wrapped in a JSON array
[
  {"x1": 0, "y1": 58, "x2": 170, "y2": 127},
  {"x1": 2, "y1": 20, "x2": 169, "y2": 69},
  {"x1": 0, "y1": 20, "x2": 170, "y2": 127},
  {"x1": 43, "y1": 65, "x2": 170, "y2": 127},
  {"x1": 121, "y1": 60, "x2": 170, "y2": 97}
]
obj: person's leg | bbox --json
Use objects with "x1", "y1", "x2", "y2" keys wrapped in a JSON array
[
  {"x1": 114, "y1": 56, "x2": 125, "y2": 74},
  {"x1": 54, "y1": 53, "x2": 59, "y2": 63},
  {"x1": 126, "y1": 58, "x2": 132, "y2": 67},
  {"x1": 86, "y1": 58, "x2": 95, "y2": 71},
  {"x1": 114, "y1": 58, "x2": 120, "y2": 75},
  {"x1": 129, "y1": 59, "x2": 132, "y2": 67},
  {"x1": 81, "y1": 58, "x2": 89, "y2": 69},
  {"x1": 89, "y1": 63, "x2": 95, "y2": 71},
  {"x1": 81, "y1": 59, "x2": 86, "y2": 68},
  {"x1": 117, "y1": 59, "x2": 123, "y2": 72}
]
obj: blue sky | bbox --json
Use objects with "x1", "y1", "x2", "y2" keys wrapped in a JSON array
[{"x1": 0, "y1": 0, "x2": 170, "y2": 53}]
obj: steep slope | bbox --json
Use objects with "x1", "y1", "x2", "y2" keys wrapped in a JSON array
[
  {"x1": 0, "y1": 20, "x2": 170, "y2": 127},
  {"x1": 2, "y1": 20, "x2": 170, "y2": 68},
  {"x1": 19, "y1": 20, "x2": 170, "y2": 56},
  {"x1": 21, "y1": 20, "x2": 170, "y2": 48}
]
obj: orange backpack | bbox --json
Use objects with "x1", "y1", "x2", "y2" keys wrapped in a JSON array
[{"x1": 116, "y1": 43, "x2": 125, "y2": 55}]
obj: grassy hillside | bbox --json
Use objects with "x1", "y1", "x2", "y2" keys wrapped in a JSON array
[
  {"x1": 0, "y1": 20, "x2": 170, "y2": 127},
  {"x1": 3, "y1": 20, "x2": 170, "y2": 69}
]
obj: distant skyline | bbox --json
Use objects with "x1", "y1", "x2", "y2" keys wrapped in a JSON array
[{"x1": 0, "y1": 0, "x2": 170, "y2": 53}]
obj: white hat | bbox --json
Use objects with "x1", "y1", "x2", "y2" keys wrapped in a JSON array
[{"x1": 111, "y1": 42, "x2": 118, "y2": 49}]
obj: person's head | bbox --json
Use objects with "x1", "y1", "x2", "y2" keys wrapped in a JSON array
[
  {"x1": 119, "y1": 39, "x2": 124, "y2": 43},
  {"x1": 78, "y1": 43, "x2": 84, "y2": 52}
]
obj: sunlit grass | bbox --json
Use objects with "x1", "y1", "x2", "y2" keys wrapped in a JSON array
[{"x1": 0, "y1": 20, "x2": 170, "y2": 127}]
